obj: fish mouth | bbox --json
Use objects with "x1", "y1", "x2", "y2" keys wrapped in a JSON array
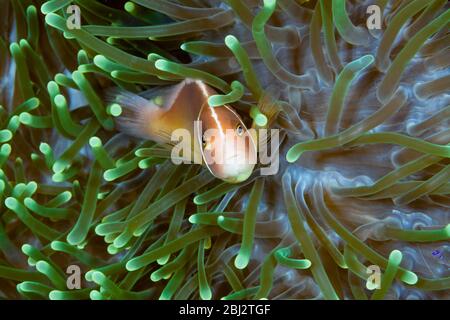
[
  {"x1": 223, "y1": 170, "x2": 253, "y2": 184},
  {"x1": 225, "y1": 154, "x2": 241, "y2": 162},
  {"x1": 225, "y1": 153, "x2": 254, "y2": 164}
]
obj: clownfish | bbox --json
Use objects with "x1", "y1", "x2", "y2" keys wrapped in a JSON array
[{"x1": 106, "y1": 79, "x2": 258, "y2": 183}]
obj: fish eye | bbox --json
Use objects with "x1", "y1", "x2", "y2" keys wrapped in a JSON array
[
  {"x1": 236, "y1": 124, "x2": 244, "y2": 136},
  {"x1": 202, "y1": 134, "x2": 207, "y2": 147}
]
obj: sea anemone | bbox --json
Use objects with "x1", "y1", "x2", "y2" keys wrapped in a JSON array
[{"x1": 0, "y1": 0, "x2": 449, "y2": 300}]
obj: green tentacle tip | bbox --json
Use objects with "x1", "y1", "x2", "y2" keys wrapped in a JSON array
[
  {"x1": 16, "y1": 283, "x2": 25, "y2": 292},
  {"x1": 9, "y1": 42, "x2": 20, "y2": 54},
  {"x1": 124, "y1": 2, "x2": 136, "y2": 13},
  {"x1": 285, "y1": 147, "x2": 302, "y2": 163},
  {"x1": 250, "y1": 106, "x2": 268, "y2": 127},
  {"x1": 52, "y1": 160, "x2": 69, "y2": 174},
  {"x1": 90, "y1": 290, "x2": 103, "y2": 300},
  {"x1": 54, "y1": 94, "x2": 66, "y2": 106},
  {"x1": 112, "y1": 231, "x2": 131, "y2": 248},
  {"x1": 300, "y1": 260, "x2": 311, "y2": 269},
  {"x1": 264, "y1": 0, "x2": 277, "y2": 9},
  {"x1": 125, "y1": 260, "x2": 139, "y2": 272},
  {"x1": 154, "y1": 59, "x2": 170, "y2": 71},
  {"x1": 150, "y1": 272, "x2": 161, "y2": 282},
  {"x1": 358, "y1": 54, "x2": 375, "y2": 68},
  {"x1": 1, "y1": 143, "x2": 11, "y2": 155},
  {"x1": 21, "y1": 244, "x2": 32, "y2": 254},
  {"x1": 110, "y1": 71, "x2": 120, "y2": 79},
  {"x1": 224, "y1": 35, "x2": 238, "y2": 48},
  {"x1": 93, "y1": 55, "x2": 108, "y2": 68},
  {"x1": 18, "y1": 113, "x2": 32, "y2": 124},
  {"x1": 234, "y1": 252, "x2": 249, "y2": 270},
  {"x1": 50, "y1": 241, "x2": 61, "y2": 251},
  {"x1": 390, "y1": 249, "x2": 403, "y2": 264},
  {"x1": 49, "y1": 291, "x2": 64, "y2": 300},
  {"x1": 8, "y1": 116, "x2": 20, "y2": 132},
  {"x1": 193, "y1": 195, "x2": 203, "y2": 205},
  {"x1": 85, "y1": 270, "x2": 95, "y2": 282},
  {"x1": 254, "y1": 114, "x2": 268, "y2": 126},
  {"x1": 107, "y1": 244, "x2": 120, "y2": 255},
  {"x1": 138, "y1": 158, "x2": 154, "y2": 169},
  {"x1": 156, "y1": 256, "x2": 170, "y2": 266},
  {"x1": 401, "y1": 270, "x2": 418, "y2": 285},
  {"x1": 148, "y1": 53, "x2": 165, "y2": 62},
  {"x1": 107, "y1": 103, "x2": 122, "y2": 117},
  {"x1": 60, "y1": 191, "x2": 72, "y2": 201},
  {"x1": 0, "y1": 129, "x2": 13, "y2": 143},
  {"x1": 94, "y1": 223, "x2": 110, "y2": 236},
  {"x1": 89, "y1": 137, "x2": 102, "y2": 148},
  {"x1": 35, "y1": 260, "x2": 50, "y2": 273},
  {"x1": 200, "y1": 287, "x2": 212, "y2": 300},
  {"x1": 18, "y1": 39, "x2": 29, "y2": 47},
  {"x1": 104, "y1": 158, "x2": 139, "y2": 181},
  {"x1": 5, "y1": 197, "x2": 18, "y2": 210},
  {"x1": 275, "y1": 248, "x2": 312, "y2": 269},
  {"x1": 66, "y1": 229, "x2": 84, "y2": 246},
  {"x1": 103, "y1": 169, "x2": 117, "y2": 182},
  {"x1": 91, "y1": 271, "x2": 105, "y2": 284},
  {"x1": 444, "y1": 224, "x2": 450, "y2": 237},
  {"x1": 207, "y1": 81, "x2": 244, "y2": 107},
  {"x1": 39, "y1": 142, "x2": 51, "y2": 153}
]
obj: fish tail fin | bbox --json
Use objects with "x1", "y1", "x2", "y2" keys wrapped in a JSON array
[{"x1": 104, "y1": 88, "x2": 158, "y2": 140}]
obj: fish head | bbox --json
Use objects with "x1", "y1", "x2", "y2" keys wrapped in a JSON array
[{"x1": 198, "y1": 104, "x2": 257, "y2": 184}]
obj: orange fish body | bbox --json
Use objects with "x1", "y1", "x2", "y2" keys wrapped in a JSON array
[{"x1": 107, "y1": 79, "x2": 257, "y2": 183}]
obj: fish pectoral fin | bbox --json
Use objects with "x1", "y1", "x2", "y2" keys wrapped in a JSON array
[
  {"x1": 144, "y1": 144, "x2": 174, "y2": 159},
  {"x1": 153, "y1": 129, "x2": 180, "y2": 146}
]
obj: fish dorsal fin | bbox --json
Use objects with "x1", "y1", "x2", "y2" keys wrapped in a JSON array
[
  {"x1": 153, "y1": 79, "x2": 213, "y2": 133},
  {"x1": 104, "y1": 79, "x2": 212, "y2": 144}
]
